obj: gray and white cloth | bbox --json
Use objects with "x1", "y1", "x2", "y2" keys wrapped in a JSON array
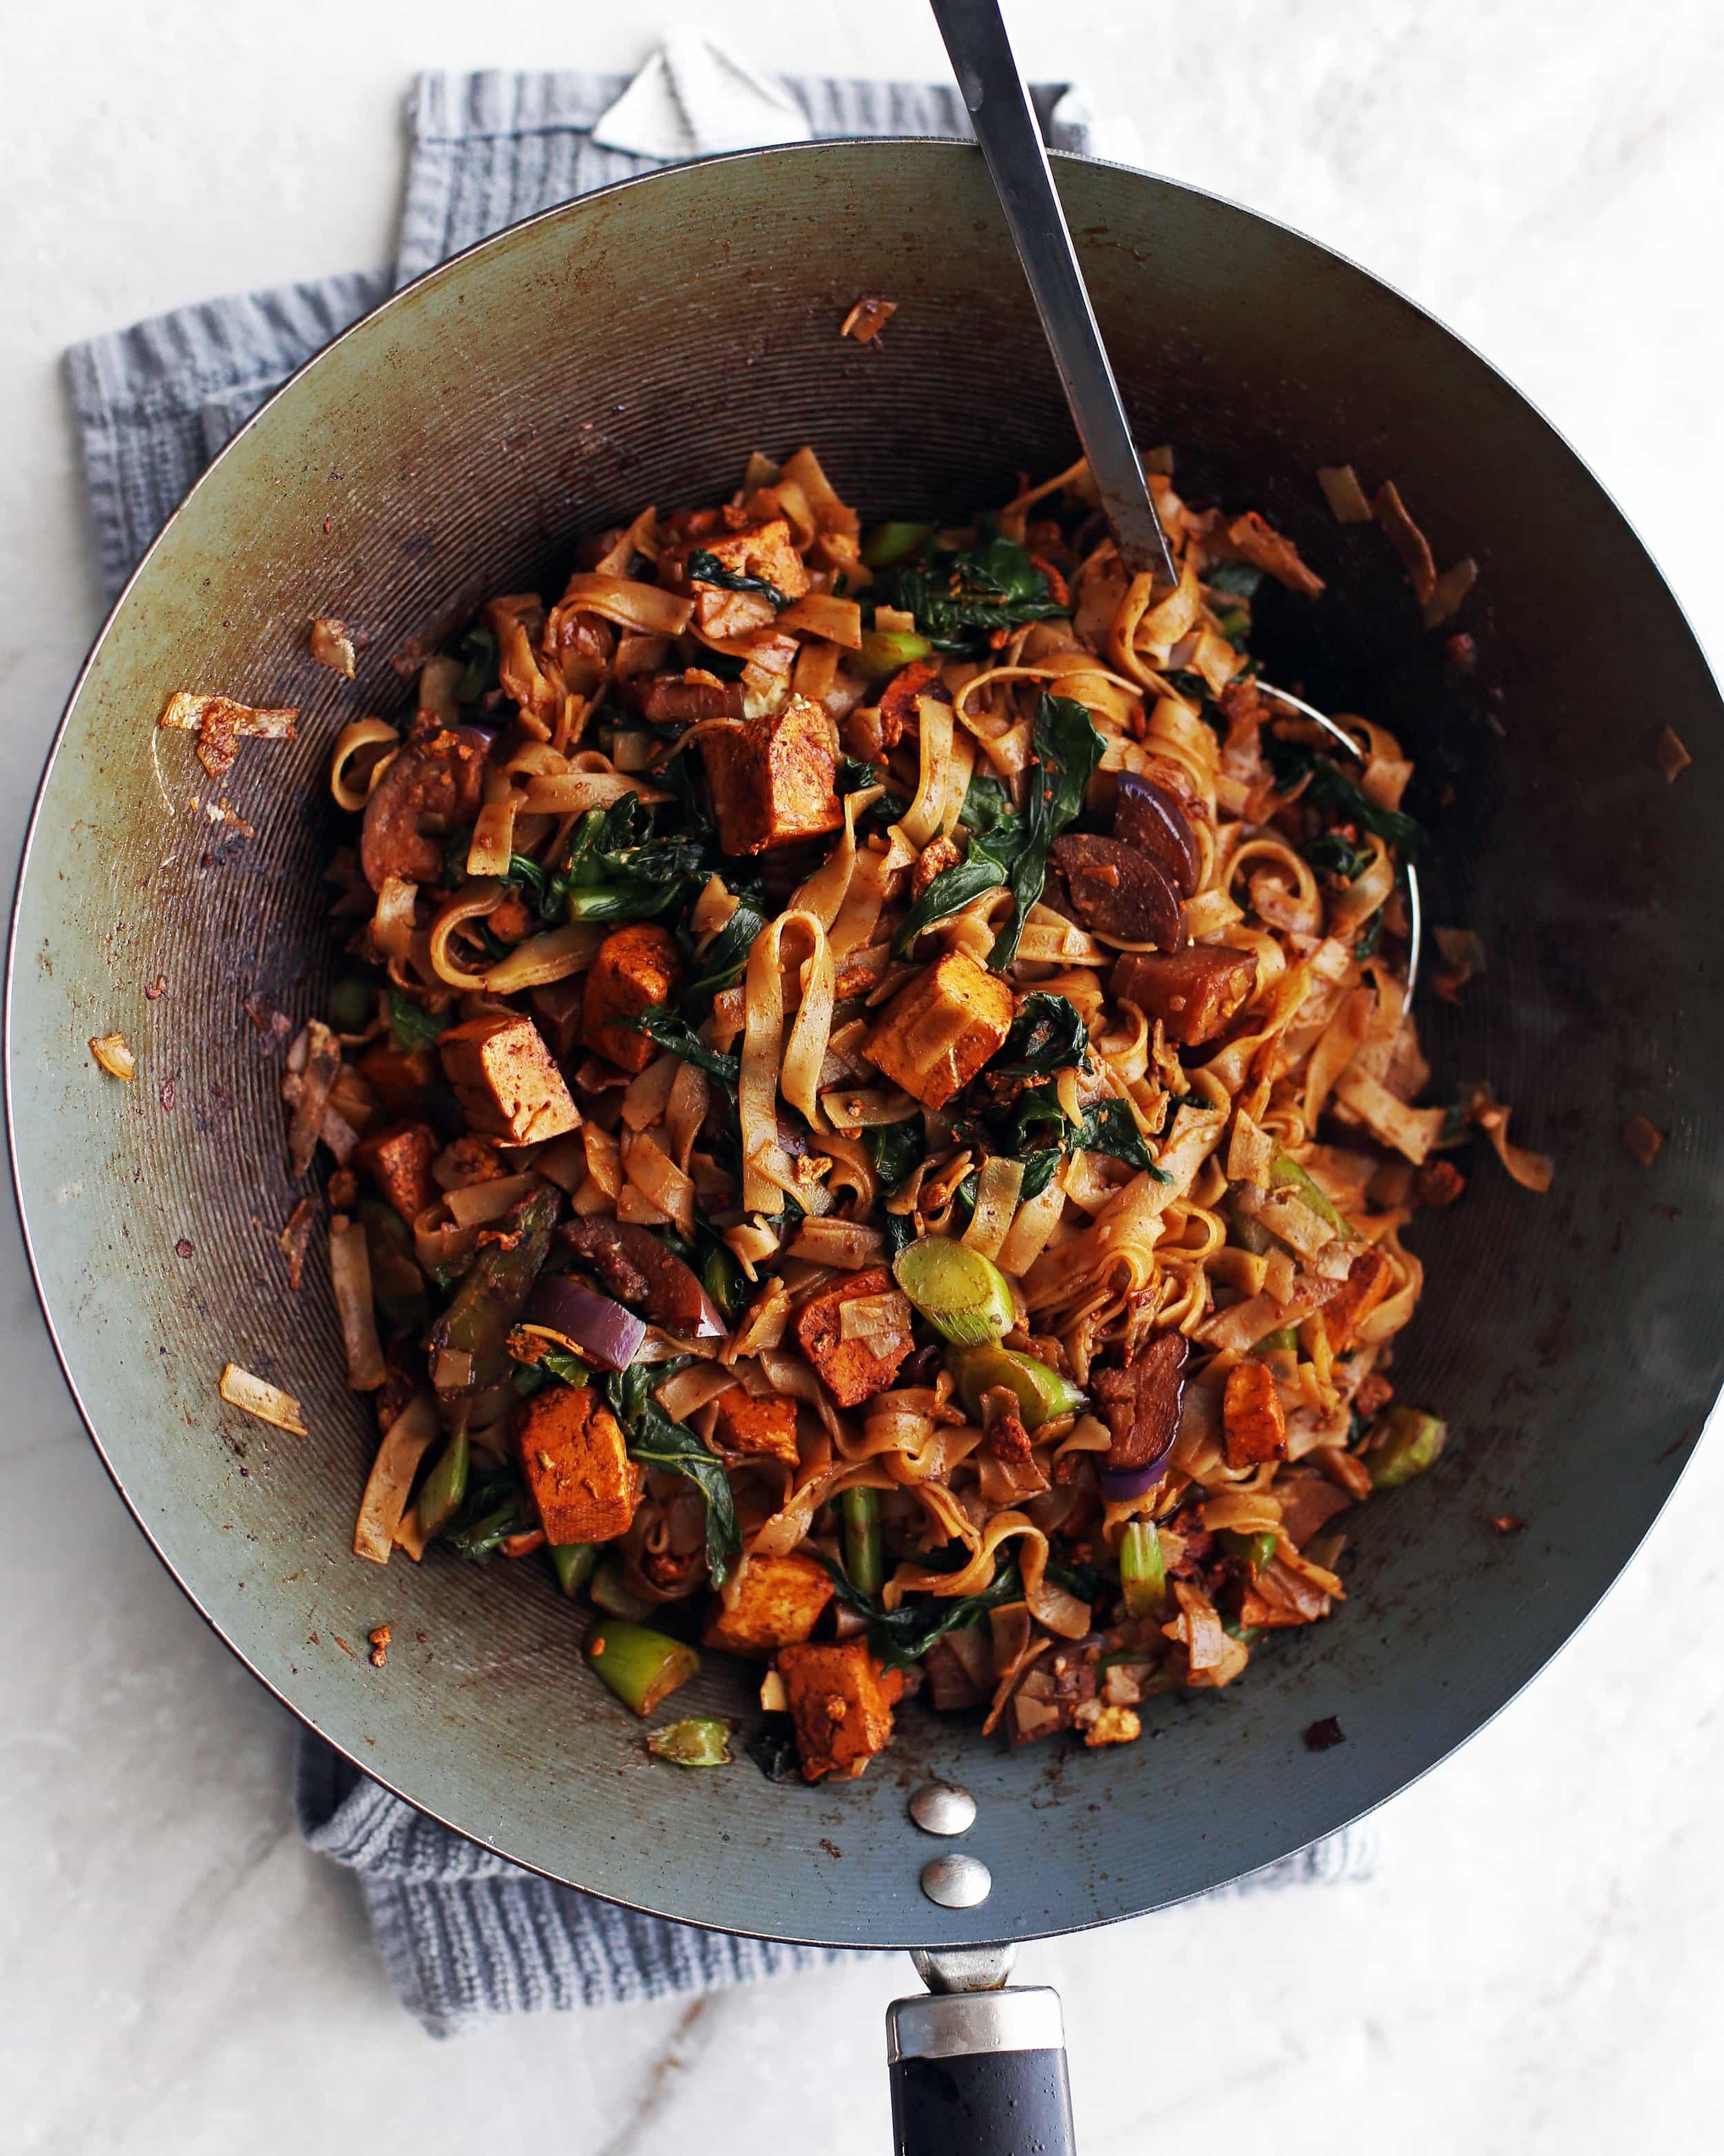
[{"x1": 64, "y1": 40, "x2": 1376, "y2": 2037}]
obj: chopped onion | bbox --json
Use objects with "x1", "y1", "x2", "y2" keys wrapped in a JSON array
[{"x1": 520, "y1": 1275, "x2": 647, "y2": 1372}]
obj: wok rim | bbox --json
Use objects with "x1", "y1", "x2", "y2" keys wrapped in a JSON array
[{"x1": 8, "y1": 134, "x2": 1716, "y2": 1948}]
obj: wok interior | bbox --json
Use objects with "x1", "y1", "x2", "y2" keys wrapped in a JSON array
[{"x1": 13, "y1": 142, "x2": 1722, "y2": 1948}]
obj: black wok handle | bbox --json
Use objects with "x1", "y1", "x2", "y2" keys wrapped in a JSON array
[{"x1": 886, "y1": 1985, "x2": 1075, "y2": 2156}]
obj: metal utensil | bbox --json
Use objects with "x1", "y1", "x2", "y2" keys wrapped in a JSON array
[
  {"x1": 930, "y1": 0, "x2": 1179, "y2": 588},
  {"x1": 10, "y1": 134, "x2": 1720, "y2": 2156}
]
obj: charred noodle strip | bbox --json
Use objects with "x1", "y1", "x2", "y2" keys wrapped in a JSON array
[{"x1": 287, "y1": 441, "x2": 1534, "y2": 1781}]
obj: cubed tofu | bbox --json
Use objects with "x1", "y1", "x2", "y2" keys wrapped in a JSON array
[
  {"x1": 516, "y1": 1384, "x2": 641, "y2": 1545},
  {"x1": 776, "y1": 1639, "x2": 898, "y2": 1782},
  {"x1": 703, "y1": 1553, "x2": 834, "y2": 1657},
  {"x1": 353, "y1": 1119, "x2": 440, "y2": 1226},
  {"x1": 701, "y1": 694, "x2": 843, "y2": 856},
  {"x1": 1112, "y1": 946, "x2": 1257, "y2": 1046},
  {"x1": 710, "y1": 1386, "x2": 801, "y2": 1467},
  {"x1": 438, "y1": 1013, "x2": 581, "y2": 1143},
  {"x1": 580, "y1": 924, "x2": 683, "y2": 1074},
  {"x1": 863, "y1": 950, "x2": 1014, "y2": 1110},
  {"x1": 1323, "y1": 1247, "x2": 1396, "y2": 1352},
  {"x1": 355, "y1": 1044, "x2": 437, "y2": 1115},
  {"x1": 794, "y1": 1266, "x2": 914, "y2": 1408},
  {"x1": 691, "y1": 516, "x2": 810, "y2": 601},
  {"x1": 1222, "y1": 1358, "x2": 1287, "y2": 1468}
]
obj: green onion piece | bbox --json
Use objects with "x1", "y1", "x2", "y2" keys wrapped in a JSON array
[
  {"x1": 893, "y1": 1237, "x2": 1015, "y2": 1348},
  {"x1": 1256, "y1": 1325, "x2": 1299, "y2": 1358},
  {"x1": 328, "y1": 976, "x2": 374, "y2": 1032},
  {"x1": 842, "y1": 1486, "x2": 884, "y2": 1599},
  {"x1": 858, "y1": 626, "x2": 934, "y2": 678},
  {"x1": 415, "y1": 1432, "x2": 469, "y2": 1541},
  {"x1": 1368, "y1": 1406, "x2": 1447, "y2": 1490},
  {"x1": 589, "y1": 1554, "x2": 654, "y2": 1621},
  {"x1": 585, "y1": 1619, "x2": 700, "y2": 1717},
  {"x1": 951, "y1": 1346, "x2": 1086, "y2": 1428},
  {"x1": 860, "y1": 520, "x2": 935, "y2": 569},
  {"x1": 1221, "y1": 1528, "x2": 1279, "y2": 1575},
  {"x1": 1223, "y1": 1620, "x2": 1263, "y2": 1646},
  {"x1": 646, "y1": 1715, "x2": 734, "y2": 1767},
  {"x1": 548, "y1": 1542, "x2": 597, "y2": 1599},
  {"x1": 1269, "y1": 1153, "x2": 1354, "y2": 1240},
  {"x1": 1118, "y1": 1521, "x2": 1167, "y2": 1618}
]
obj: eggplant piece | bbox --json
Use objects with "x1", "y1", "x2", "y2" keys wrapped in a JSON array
[
  {"x1": 1113, "y1": 770, "x2": 1201, "y2": 897},
  {"x1": 1112, "y1": 946, "x2": 1256, "y2": 1046},
  {"x1": 426, "y1": 1183, "x2": 560, "y2": 1401},
  {"x1": 1091, "y1": 1330, "x2": 1189, "y2": 1493},
  {"x1": 559, "y1": 1217, "x2": 726, "y2": 1340},
  {"x1": 1049, "y1": 833, "x2": 1185, "y2": 949}
]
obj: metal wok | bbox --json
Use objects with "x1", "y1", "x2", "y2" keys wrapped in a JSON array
[{"x1": 10, "y1": 139, "x2": 1722, "y2": 2145}]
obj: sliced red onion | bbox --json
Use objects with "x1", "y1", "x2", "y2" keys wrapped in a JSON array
[
  {"x1": 521, "y1": 1275, "x2": 646, "y2": 1372},
  {"x1": 1099, "y1": 1448, "x2": 1176, "y2": 1505}
]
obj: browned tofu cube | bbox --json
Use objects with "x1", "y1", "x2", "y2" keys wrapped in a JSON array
[
  {"x1": 776, "y1": 1639, "x2": 899, "y2": 1782},
  {"x1": 1222, "y1": 1359, "x2": 1287, "y2": 1468},
  {"x1": 703, "y1": 1553, "x2": 834, "y2": 1657},
  {"x1": 794, "y1": 1267, "x2": 914, "y2": 1408},
  {"x1": 353, "y1": 1119, "x2": 440, "y2": 1226},
  {"x1": 580, "y1": 924, "x2": 683, "y2": 1074},
  {"x1": 516, "y1": 1384, "x2": 641, "y2": 1545},
  {"x1": 1323, "y1": 1246, "x2": 1396, "y2": 1353},
  {"x1": 863, "y1": 950, "x2": 1014, "y2": 1110},
  {"x1": 438, "y1": 1012, "x2": 581, "y2": 1143},
  {"x1": 691, "y1": 517, "x2": 809, "y2": 602},
  {"x1": 1112, "y1": 947, "x2": 1256, "y2": 1047},
  {"x1": 710, "y1": 1386, "x2": 800, "y2": 1467},
  {"x1": 700, "y1": 694, "x2": 843, "y2": 856}
]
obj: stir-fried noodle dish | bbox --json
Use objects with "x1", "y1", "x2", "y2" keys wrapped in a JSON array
[{"x1": 232, "y1": 445, "x2": 1549, "y2": 1781}]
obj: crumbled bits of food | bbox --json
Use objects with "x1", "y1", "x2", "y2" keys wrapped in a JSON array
[
  {"x1": 310, "y1": 617, "x2": 359, "y2": 678},
  {"x1": 1489, "y1": 1514, "x2": 1529, "y2": 1536},
  {"x1": 144, "y1": 973, "x2": 168, "y2": 1001},
  {"x1": 278, "y1": 1197, "x2": 316, "y2": 1290},
  {"x1": 1656, "y1": 725, "x2": 1692, "y2": 783},
  {"x1": 89, "y1": 1032, "x2": 136, "y2": 1081},
  {"x1": 1303, "y1": 1715, "x2": 1346, "y2": 1753},
  {"x1": 368, "y1": 1625, "x2": 390, "y2": 1667},
  {"x1": 159, "y1": 691, "x2": 298, "y2": 781},
  {"x1": 840, "y1": 295, "x2": 897, "y2": 344},
  {"x1": 219, "y1": 1361, "x2": 309, "y2": 1437},
  {"x1": 1623, "y1": 1112, "x2": 1665, "y2": 1168},
  {"x1": 174, "y1": 1237, "x2": 194, "y2": 1259}
]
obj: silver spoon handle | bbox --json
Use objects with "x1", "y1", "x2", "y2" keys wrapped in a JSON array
[{"x1": 930, "y1": 0, "x2": 1177, "y2": 587}]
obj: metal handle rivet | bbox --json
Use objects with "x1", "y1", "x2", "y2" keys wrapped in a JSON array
[
  {"x1": 920, "y1": 1853, "x2": 992, "y2": 1909},
  {"x1": 909, "y1": 1782, "x2": 977, "y2": 1837}
]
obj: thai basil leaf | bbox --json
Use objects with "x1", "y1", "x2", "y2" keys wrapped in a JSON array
[
  {"x1": 443, "y1": 1472, "x2": 534, "y2": 1562},
  {"x1": 1003, "y1": 1085, "x2": 1172, "y2": 1184},
  {"x1": 1265, "y1": 740, "x2": 1425, "y2": 860},
  {"x1": 958, "y1": 770, "x2": 1017, "y2": 839},
  {"x1": 1204, "y1": 561, "x2": 1264, "y2": 597},
  {"x1": 604, "y1": 1364, "x2": 741, "y2": 1584},
  {"x1": 627, "y1": 1004, "x2": 741, "y2": 1084},
  {"x1": 873, "y1": 530, "x2": 1068, "y2": 649},
  {"x1": 1016, "y1": 1148, "x2": 1065, "y2": 1204},
  {"x1": 681, "y1": 904, "x2": 766, "y2": 1003},
  {"x1": 455, "y1": 624, "x2": 499, "y2": 706},
  {"x1": 386, "y1": 990, "x2": 449, "y2": 1055},
  {"x1": 1306, "y1": 832, "x2": 1372, "y2": 881},
  {"x1": 990, "y1": 990, "x2": 1090, "y2": 1078},
  {"x1": 867, "y1": 1118, "x2": 927, "y2": 1197},
  {"x1": 836, "y1": 756, "x2": 880, "y2": 795},
  {"x1": 991, "y1": 693, "x2": 1105, "y2": 969},
  {"x1": 816, "y1": 1550, "x2": 1026, "y2": 1668},
  {"x1": 892, "y1": 694, "x2": 1103, "y2": 967},
  {"x1": 687, "y1": 548, "x2": 785, "y2": 609}
]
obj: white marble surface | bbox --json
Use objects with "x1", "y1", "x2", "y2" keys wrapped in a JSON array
[{"x1": 4, "y1": 3, "x2": 1724, "y2": 2149}]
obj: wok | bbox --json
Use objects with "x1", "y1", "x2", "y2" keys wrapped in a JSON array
[{"x1": 10, "y1": 140, "x2": 1723, "y2": 2148}]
